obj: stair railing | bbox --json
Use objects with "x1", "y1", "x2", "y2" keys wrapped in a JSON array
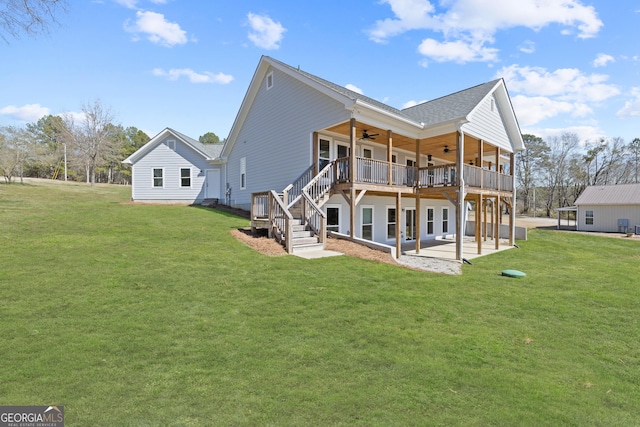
[
  {"x1": 299, "y1": 162, "x2": 335, "y2": 246},
  {"x1": 268, "y1": 190, "x2": 294, "y2": 253},
  {"x1": 282, "y1": 164, "x2": 315, "y2": 209}
]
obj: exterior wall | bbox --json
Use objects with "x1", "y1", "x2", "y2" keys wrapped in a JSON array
[
  {"x1": 221, "y1": 69, "x2": 350, "y2": 210},
  {"x1": 577, "y1": 205, "x2": 640, "y2": 233},
  {"x1": 463, "y1": 94, "x2": 512, "y2": 153},
  {"x1": 225, "y1": 66, "x2": 351, "y2": 211},
  {"x1": 131, "y1": 135, "x2": 214, "y2": 203},
  {"x1": 325, "y1": 194, "x2": 455, "y2": 245}
]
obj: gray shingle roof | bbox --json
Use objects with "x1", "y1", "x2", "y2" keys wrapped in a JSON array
[
  {"x1": 401, "y1": 79, "x2": 501, "y2": 126},
  {"x1": 267, "y1": 56, "x2": 500, "y2": 126},
  {"x1": 575, "y1": 183, "x2": 640, "y2": 205},
  {"x1": 169, "y1": 127, "x2": 223, "y2": 159}
]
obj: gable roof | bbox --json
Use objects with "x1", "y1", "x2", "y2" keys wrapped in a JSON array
[
  {"x1": 401, "y1": 79, "x2": 502, "y2": 126},
  {"x1": 575, "y1": 183, "x2": 640, "y2": 205},
  {"x1": 222, "y1": 56, "x2": 524, "y2": 157},
  {"x1": 123, "y1": 127, "x2": 223, "y2": 165}
]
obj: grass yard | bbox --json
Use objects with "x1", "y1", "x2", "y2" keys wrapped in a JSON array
[{"x1": 1, "y1": 180, "x2": 639, "y2": 426}]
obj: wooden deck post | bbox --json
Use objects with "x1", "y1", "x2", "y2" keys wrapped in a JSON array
[
  {"x1": 396, "y1": 192, "x2": 401, "y2": 259},
  {"x1": 476, "y1": 194, "x2": 482, "y2": 254},
  {"x1": 415, "y1": 138, "x2": 421, "y2": 254},
  {"x1": 387, "y1": 130, "x2": 393, "y2": 185},
  {"x1": 455, "y1": 130, "x2": 465, "y2": 261},
  {"x1": 483, "y1": 197, "x2": 488, "y2": 241},
  {"x1": 509, "y1": 152, "x2": 515, "y2": 246},
  {"x1": 495, "y1": 195, "x2": 500, "y2": 250},
  {"x1": 312, "y1": 131, "x2": 319, "y2": 176},
  {"x1": 349, "y1": 118, "x2": 357, "y2": 238}
]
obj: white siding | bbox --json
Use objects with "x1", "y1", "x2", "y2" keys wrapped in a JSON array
[
  {"x1": 131, "y1": 135, "x2": 214, "y2": 203},
  {"x1": 577, "y1": 205, "x2": 640, "y2": 233},
  {"x1": 463, "y1": 94, "x2": 513, "y2": 153},
  {"x1": 225, "y1": 66, "x2": 351, "y2": 210},
  {"x1": 325, "y1": 194, "x2": 456, "y2": 244}
]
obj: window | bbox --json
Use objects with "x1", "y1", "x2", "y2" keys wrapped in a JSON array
[
  {"x1": 362, "y1": 206, "x2": 373, "y2": 240},
  {"x1": 585, "y1": 210, "x2": 594, "y2": 225},
  {"x1": 427, "y1": 207, "x2": 434, "y2": 235},
  {"x1": 319, "y1": 138, "x2": 330, "y2": 170},
  {"x1": 240, "y1": 157, "x2": 246, "y2": 190},
  {"x1": 327, "y1": 206, "x2": 340, "y2": 233},
  {"x1": 405, "y1": 208, "x2": 416, "y2": 241},
  {"x1": 153, "y1": 168, "x2": 163, "y2": 188},
  {"x1": 442, "y1": 207, "x2": 449, "y2": 234},
  {"x1": 266, "y1": 71, "x2": 274, "y2": 90},
  {"x1": 180, "y1": 168, "x2": 191, "y2": 187},
  {"x1": 387, "y1": 207, "x2": 396, "y2": 239}
]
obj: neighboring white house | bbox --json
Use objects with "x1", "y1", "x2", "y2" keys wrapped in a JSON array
[
  {"x1": 574, "y1": 183, "x2": 640, "y2": 233},
  {"x1": 123, "y1": 128, "x2": 223, "y2": 204}
]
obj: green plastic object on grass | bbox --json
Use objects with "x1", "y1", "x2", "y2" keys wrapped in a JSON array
[{"x1": 502, "y1": 269, "x2": 526, "y2": 278}]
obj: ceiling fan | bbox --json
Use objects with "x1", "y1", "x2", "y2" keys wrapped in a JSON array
[
  {"x1": 361, "y1": 130, "x2": 379, "y2": 141},
  {"x1": 443, "y1": 145, "x2": 456, "y2": 154}
]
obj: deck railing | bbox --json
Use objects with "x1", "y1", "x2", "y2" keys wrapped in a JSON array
[
  {"x1": 267, "y1": 190, "x2": 294, "y2": 253},
  {"x1": 418, "y1": 164, "x2": 457, "y2": 187},
  {"x1": 300, "y1": 162, "x2": 333, "y2": 246}
]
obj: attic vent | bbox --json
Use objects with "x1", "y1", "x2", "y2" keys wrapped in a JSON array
[
  {"x1": 266, "y1": 71, "x2": 274, "y2": 90},
  {"x1": 490, "y1": 98, "x2": 495, "y2": 112},
  {"x1": 166, "y1": 139, "x2": 176, "y2": 150}
]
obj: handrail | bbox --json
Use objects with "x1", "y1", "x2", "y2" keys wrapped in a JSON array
[
  {"x1": 283, "y1": 164, "x2": 315, "y2": 209},
  {"x1": 268, "y1": 190, "x2": 294, "y2": 253},
  {"x1": 300, "y1": 162, "x2": 333, "y2": 246}
]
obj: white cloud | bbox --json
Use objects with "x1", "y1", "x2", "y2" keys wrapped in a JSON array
[
  {"x1": 525, "y1": 125, "x2": 605, "y2": 145},
  {"x1": 0, "y1": 104, "x2": 50, "y2": 122},
  {"x1": 497, "y1": 65, "x2": 619, "y2": 102},
  {"x1": 114, "y1": 0, "x2": 138, "y2": 9},
  {"x1": 152, "y1": 68, "x2": 233, "y2": 84},
  {"x1": 368, "y1": 0, "x2": 603, "y2": 63},
  {"x1": 345, "y1": 84, "x2": 363, "y2": 94},
  {"x1": 519, "y1": 40, "x2": 536, "y2": 54},
  {"x1": 247, "y1": 13, "x2": 286, "y2": 50},
  {"x1": 497, "y1": 64, "x2": 619, "y2": 126},
  {"x1": 125, "y1": 10, "x2": 188, "y2": 47},
  {"x1": 593, "y1": 53, "x2": 615, "y2": 67},
  {"x1": 617, "y1": 87, "x2": 640, "y2": 118},
  {"x1": 418, "y1": 38, "x2": 498, "y2": 63},
  {"x1": 402, "y1": 99, "x2": 427, "y2": 109}
]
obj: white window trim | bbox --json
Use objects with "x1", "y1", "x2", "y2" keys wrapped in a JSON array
[
  {"x1": 240, "y1": 157, "x2": 246, "y2": 190},
  {"x1": 325, "y1": 204, "x2": 341, "y2": 234},
  {"x1": 180, "y1": 167, "x2": 192, "y2": 188},
  {"x1": 386, "y1": 205, "x2": 397, "y2": 241},
  {"x1": 585, "y1": 210, "x2": 594, "y2": 226},
  {"x1": 360, "y1": 145, "x2": 374, "y2": 158},
  {"x1": 442, "y1": 207, "x2": 449, "y2": 235},
  {"x1": 426, "y1": 206, "x2": 435, "y2": 236},
  {"x1": 361, "y1": 205, "x2": 374, "y2": 241},
  {"x1": 266, "y1": 71, "x2": 274, "y2": 90},
  {"x1": 152, "y1": 167, "x2": 164, "y2": 189}
]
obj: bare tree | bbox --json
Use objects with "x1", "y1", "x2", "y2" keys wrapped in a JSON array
[
  {"x1": 0, "y1": 125, "x2": 32, "y2": 183},
  {"x1": 543, "y1": 132, "x2": 579, "y2": 216},
  {"x1": 516, "y1": 134, "x2": 550, "y2": 214},
  {"x1": 0, "y1": 0, "x2": 67, "y2": 42},
  {"x1": 61, "y1": 100, "x2": 118, "y2": 187}
]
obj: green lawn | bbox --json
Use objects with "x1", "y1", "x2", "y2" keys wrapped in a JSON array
[{"x1": 1, "y1": 180, "x2": 639, "y2": 426}]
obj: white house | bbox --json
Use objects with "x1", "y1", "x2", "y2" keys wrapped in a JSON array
[
  {"x1": 124, "y1": 56, "x2": 525, "y2": 260},
  {"x1": 573, "y1": 183, "x2": 640, "y2": 233},
  {"x1": 123, "y1": 128, "x2": 223, "y2": 204}
]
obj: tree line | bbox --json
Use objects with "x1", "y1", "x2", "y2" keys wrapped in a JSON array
[
  {"x1": 516, "y1": 132, "x2": 640, "y2": 216},
  {"x1": 0, "y1": 99, "x2": 223, "y2": 186}
]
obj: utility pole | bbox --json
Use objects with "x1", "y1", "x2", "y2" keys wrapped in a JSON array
[{"x1": 64, "y1": 143, "x2": 67, "y2": 181}]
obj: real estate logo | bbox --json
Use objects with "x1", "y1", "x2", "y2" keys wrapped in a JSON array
[{"x1": 0, "y1": 406, "x2": 64, "y2": 427}]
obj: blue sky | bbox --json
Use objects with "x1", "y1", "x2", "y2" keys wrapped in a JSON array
[{"x1": 1, "y1": 0, "x2": 639, "y2": 145}]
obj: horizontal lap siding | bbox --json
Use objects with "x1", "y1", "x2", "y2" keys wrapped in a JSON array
[
  {"x1": 464, "y1": 94, "x2": 512, "y2": 153},
  {"x1": 226, "y1": 67, "x2": 350, "y2": 210},
  {"x1": 132, "y1": 136, "x2": 213, "y2": 203},
  {"x1": 577, "y1": 205, "x2": 640, "y2": 232}
]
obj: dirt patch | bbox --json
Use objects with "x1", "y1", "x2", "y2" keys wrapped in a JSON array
[{"x1": 231, "y1": 227, "x2": 398, "y2": 264}]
